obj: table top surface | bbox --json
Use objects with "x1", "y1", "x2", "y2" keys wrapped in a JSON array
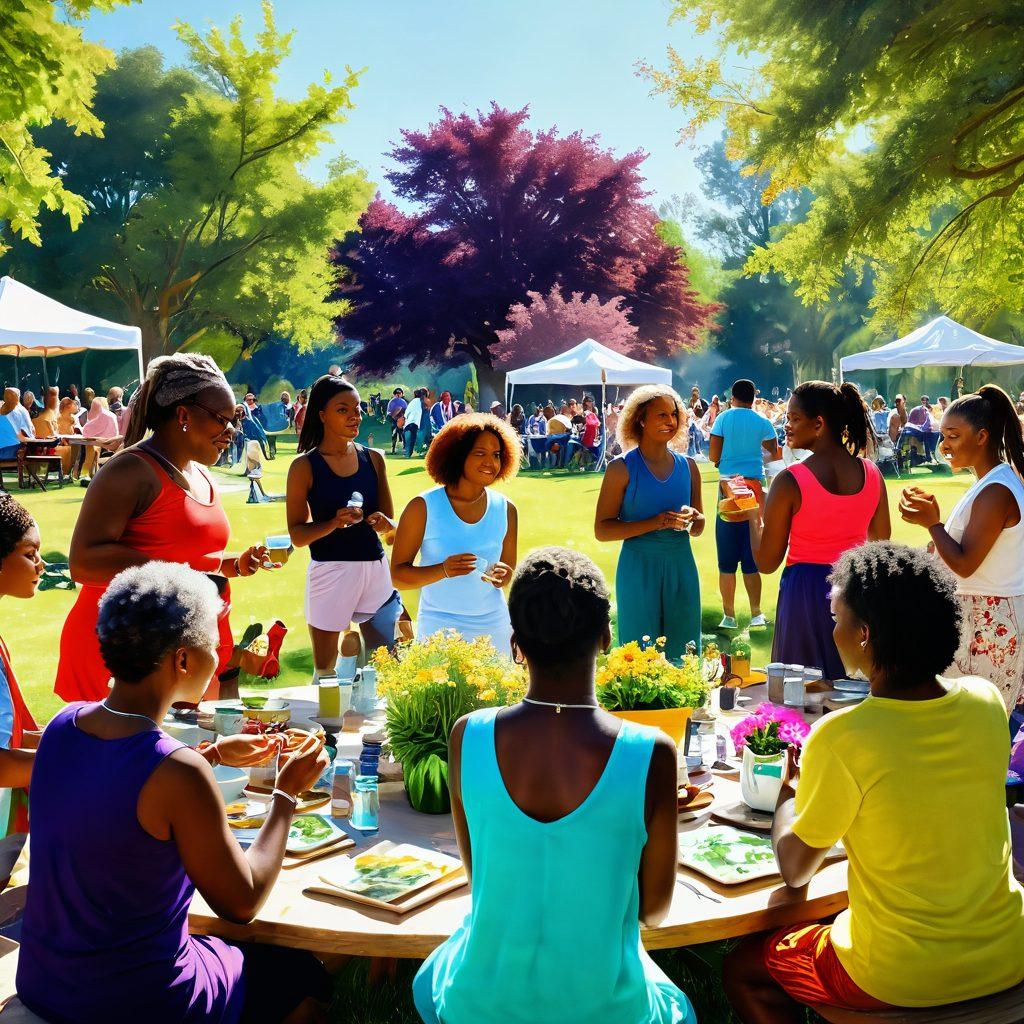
[{"x1": 189, "y1": 684, "x2": 851, "y2": 958}]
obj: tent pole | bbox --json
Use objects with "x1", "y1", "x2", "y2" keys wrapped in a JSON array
[{"x1": 597, "y1": 376, "x2": 607, "y2": 472}]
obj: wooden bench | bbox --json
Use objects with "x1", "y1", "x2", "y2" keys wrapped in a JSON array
[
  {"x1": 813, "y1": 979, "x2": 1024, "y2": 1023},
  {"x1": 0, "y1": 937, "x2": 45, "y2": 1022}
]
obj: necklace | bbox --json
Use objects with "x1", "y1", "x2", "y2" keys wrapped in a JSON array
[
  {"x1": 142, "y1": 441, "x2": 192, "y2": 487},
  {"x1": 101, "y1": 699, "x2": 160, "y2": 728},
  {"x1": 522, "y1": 696, "x2": 599, "y2": 715},
  {"x1": 448, "y1": 488, "x2": 485, "y2": 505}
]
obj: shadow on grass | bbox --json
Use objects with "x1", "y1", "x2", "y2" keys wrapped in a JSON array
[{"x1": 325, "y1": 940, "x2": 805, "y2": 1024}]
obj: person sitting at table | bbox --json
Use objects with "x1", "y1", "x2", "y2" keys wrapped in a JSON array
[
  {"x1": 724, "y1": 541, "x2": 1024, "y2": 1022},
  {"x1": 902, "y1": 393, "x2": 940, "y2": 462},
  {"x1": 414, "y1": 547, "x2": 695, "y2": 1024},
  {"x1": 1, "y1": 388, "x2": 34, "y2": 446},
  {"x1": 567, "y1": 394, "x2": 602, "y2": 467},
  {"x1": 55, "y1": 395, "x2": 83, "y2": 475},
  {"x1": 78, "y1": 395, "x2": 122, "y2": 483},
  {"x1": 18, "y1": 562, "x2": 332, "y2": 1024},
  {"x1": 0, "y1": 494, "x2": 42, "y2": 841}
]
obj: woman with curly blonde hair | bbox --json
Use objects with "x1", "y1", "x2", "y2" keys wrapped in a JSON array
[
  {"x1": 392, "y1": 413, "x2": 521, "y2": 657},
  {"x1": 594, "y1": 385, "x2": 705, "y2": 661}
]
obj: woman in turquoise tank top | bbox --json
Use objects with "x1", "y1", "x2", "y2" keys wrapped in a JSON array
[
  {"x1": 595, "y1": 386, "x2": 704, "y2": 662},
  {"x1": 413, "y1": 547, "x2": 696, "y2": 1024},
  {"x1": 392, "y1": 414, "x2": 521, "y2": 658}
]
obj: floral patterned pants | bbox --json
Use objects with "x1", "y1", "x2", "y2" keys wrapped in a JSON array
[{"x1": 950, "y1": 594, "x2": 1024, "y2": 711}]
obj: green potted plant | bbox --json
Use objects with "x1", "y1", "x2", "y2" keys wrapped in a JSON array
[
  {"x1": 596, "y1": 637, "x2": 711, "y2": 747},
  {"x1": 372, "y1": 631, "x2": 525, "y2": 813}
]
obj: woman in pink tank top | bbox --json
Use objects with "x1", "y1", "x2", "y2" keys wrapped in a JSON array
[{"x1": 746, "y1": 382, "x2": 890, "y2": 678}]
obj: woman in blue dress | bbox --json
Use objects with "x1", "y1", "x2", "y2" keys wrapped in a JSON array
[
  {"x1": 413, "y1": 547, "x2": 696, "y2": 1024},
  {"x1": 391, "y1": 413, "x2": 520, "y2": 658},
  {"x1": 595, "y1": 385, "x2": 705, "y2": 661}
]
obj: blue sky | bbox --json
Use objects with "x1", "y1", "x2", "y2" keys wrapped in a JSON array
[{"x1": 80, "y1": 0, "x2": 725, "y2": 213}]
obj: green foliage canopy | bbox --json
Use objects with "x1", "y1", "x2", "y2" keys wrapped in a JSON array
[
  {"x1": 643, "y1": 1, "x2": 1024, "y2": 333},
  {"x1": 2, "y1": 3, "x2": 373, "y2": 363},
  {"x1": 0, "y1": 0, "x2": 130, "y2": 253}
]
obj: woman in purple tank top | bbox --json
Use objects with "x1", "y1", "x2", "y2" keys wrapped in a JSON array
[{"x1": 18, "y1": 563, "x2": 331, "y2": 1024}]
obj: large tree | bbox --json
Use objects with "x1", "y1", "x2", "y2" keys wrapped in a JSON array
[
  {"x1": 494, "y1": 286, "x2": 640, "y2": 367},
  {"x1": 2, "y1": 4, "x2": 373, "y2": 363},
  {"x1": 0, "y1": 0, "x2": 131, "y2": 255},
  {"x1": 334, "y1": 104, "x2": 717, "y2": 394},
  {"x1": 664, "y1": 138, "x2": 874, "y2": 389},
  {"x1": 643, "y1": 0, "x2": 1024, "y2": 333}
]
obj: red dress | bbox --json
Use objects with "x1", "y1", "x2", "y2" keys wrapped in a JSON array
[{"x1": 55, "y1": 451, "x2": 234, "y2": 703}]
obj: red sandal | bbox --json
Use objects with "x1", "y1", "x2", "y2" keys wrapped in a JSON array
[{"x1": 257, "y1": 620, "x2": 288, "y2": 679}]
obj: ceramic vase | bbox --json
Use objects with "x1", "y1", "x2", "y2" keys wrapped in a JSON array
[{"x1": 740, "y1": 746, "x2": 785, "y2": 812}]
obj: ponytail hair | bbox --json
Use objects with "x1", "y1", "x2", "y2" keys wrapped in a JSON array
[
  {"x1": 123, "y1": 353, "x2": 231, "y2": 447},
  {"x1": 296, "y1": 374, "x2": 359, "y2": 453},
  {"x1": 791, "y1": 380, "x2": 874, "y2": 456},
  {"x1": 947, "y1": 384, "x2": 1024, "y2": 480}
]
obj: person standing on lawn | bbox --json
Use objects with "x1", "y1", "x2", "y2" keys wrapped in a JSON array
[
  {"x1": 724, "y1": 543, "x2": 1024, "y2": 1021},
  {"x1": 709, "y1": 379, "x2": 781, "y2": 630},
  {"x1": 744, "y1": 381, "x2": 889, "y2": 681},
  {"x1": 287, "y1": 374, "x2": 400, "y2": 681},
  {"x1": 56, "y1": 353, "x2": 279, "y2": 705},
  {"x1": 391, "y1": 413, "x2": 519, "y2": 657},
  {"x1": 899, "y1": 384, "x2": 1024, "y2": 712},
  {"x1": 414, "y1": 548, "x2": 695, "y2": 1024},
  {"x1": 594, "y1": 384, "x2": 704, "y2": 663},
  {"x1": 20, "y1": 563, "x2": 332, "y2": 1024},
  {"x1": 386, "y1": 387, "x2": 407, "y2": 454}
]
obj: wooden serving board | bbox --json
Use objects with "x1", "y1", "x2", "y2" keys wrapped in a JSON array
[
  {"x1": 711, "y1": 800, "x2": 774, "y2": 832},
  {"x1": 283, "y1": 833, "x2": 355, "y2": 868}
]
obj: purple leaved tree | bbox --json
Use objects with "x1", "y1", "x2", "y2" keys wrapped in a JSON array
[{"x1": 333, "y1": 104, "x2": 718, "y2": 398}]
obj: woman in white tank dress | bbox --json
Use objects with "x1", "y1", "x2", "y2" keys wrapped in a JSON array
[
  {"x1": 900, "y1": 386, "x2": 1024, "y2": 710},
  {"x1": 391, "y1": 413, "x2": 521, "y2": 658}
]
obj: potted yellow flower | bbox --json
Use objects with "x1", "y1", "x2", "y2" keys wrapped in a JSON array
[
  {"x1": 372, "y1": 631, "x2": 525, "y2": 813},
  {"x1": 596, "y1": 637, "x2": 710, "y2": 747}
]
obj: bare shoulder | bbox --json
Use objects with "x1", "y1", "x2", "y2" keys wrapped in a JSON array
[
  {"x1": 286, "y1": 452, "x2": 313, "y2": 479},
  {"x1": 149, "y1": 745, "x2": 214, "y2": 795},
  {"x1": 603, "y1": 455, "x2": 629, "y2": 481},
  {"x1": 366, "y1": 446, "x2": 388, "y2": 467}
]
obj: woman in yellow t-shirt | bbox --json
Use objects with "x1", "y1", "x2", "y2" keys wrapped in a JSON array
[{"x1": 724, "y1": 541, "x2": 1024, "y2": 1020}]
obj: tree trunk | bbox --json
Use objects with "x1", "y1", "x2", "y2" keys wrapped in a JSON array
[{"x1": 474, "y1": 359, "x2": 506, "y2": 411}]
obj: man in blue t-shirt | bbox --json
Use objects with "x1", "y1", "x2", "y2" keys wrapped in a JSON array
[{"x1": 709, "y1": 379, "x2": 781, "y2": 631}]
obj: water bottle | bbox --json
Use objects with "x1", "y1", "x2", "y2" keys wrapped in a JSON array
[
  {"x1": 354, "y1": 665, "x2": 378, "y2": 715},
  {"x1": 351, "y1": 774, "x2": 380, "y2": 831},
  {"x1": 346, "y1": 490, "x2": 363, "y2": 513},
  {"x1": 331, "y1": 760, "x2": 354, "y2": 819}
]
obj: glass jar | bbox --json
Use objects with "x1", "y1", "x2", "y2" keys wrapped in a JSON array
[{"x1": 351, "y1": 774, "x2": 380, "y2": 831}]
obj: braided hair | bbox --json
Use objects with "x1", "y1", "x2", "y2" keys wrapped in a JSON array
[
  {"x1": 791, "y1": 380, "x2": 874, "y2": 455},
  {"x1": 123, "y1": 353, "x2": 232, "y2": 446},
  {"x1": 946, "y1": 385, "x2": 1024, "y2": 481},
  {"x1": 508, "y1": 547, "x2": 610, "y2": 666},
  {"x1": 0, "y1": 494, "x2": 34, "y2": 563}
]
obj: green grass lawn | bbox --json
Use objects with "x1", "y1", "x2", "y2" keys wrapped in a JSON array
[{"x1": 7, "y1": 434, "x2": 971, "y2": 724}]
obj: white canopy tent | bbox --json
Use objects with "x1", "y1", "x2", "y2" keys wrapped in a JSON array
[
  {"x1": 840, "y1": 315, "x2": 1024, "y2": 379},
  {"x1": 504, "y1": 338, "x2": 673, "y2": 469},
  {"x1": 0, "y1": 275, "x2": 144, "y2": 387}
]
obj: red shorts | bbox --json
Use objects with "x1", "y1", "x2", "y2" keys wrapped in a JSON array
[{"x1": 763, "y1": 924, "x2": 891, "y2": 1011}]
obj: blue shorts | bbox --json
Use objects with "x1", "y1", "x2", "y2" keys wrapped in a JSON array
[{"x1": 716, "y1": 514, "x2": 757, "y2": 574}]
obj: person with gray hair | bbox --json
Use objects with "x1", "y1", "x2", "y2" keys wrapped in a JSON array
[
  {"x1": 56, "y1": 353, "x2": 281, "y2": 707},
  {"x1": 19, "y1": 562, "x2": 333, "y2": 1024}
]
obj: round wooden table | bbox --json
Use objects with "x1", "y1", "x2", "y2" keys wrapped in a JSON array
[{"x1": 189, "y1": 685, "x2": 850, "y2": 958}]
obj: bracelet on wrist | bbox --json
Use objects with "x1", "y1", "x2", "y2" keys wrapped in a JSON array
[
  {"x1": 271, "y1": 788, "x2": 297, "y2": 807},
  {"x1": 233, "y1": 556, "x2": 243, "y2": 577},
  {"x1": 442, "y1": 563, "x2": 450, "y2": 579}
]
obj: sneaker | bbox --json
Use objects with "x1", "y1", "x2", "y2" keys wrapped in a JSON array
[
  {"x1": 718, "y1": 615, "x2": 738, "y2": 630},
  {"x1": 749, "y1": 614, "x2": 768, "y2": 628}
]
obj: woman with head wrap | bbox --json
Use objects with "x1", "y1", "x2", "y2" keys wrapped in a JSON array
[
  {"x1": 76, "y1": 396, "x2": 122, "y2": 482},
  {"x1": 55, "y1": 354, "x2": 278, "y2": 704}
]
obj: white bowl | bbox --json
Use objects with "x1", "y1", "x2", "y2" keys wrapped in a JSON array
[
  {"x1": 161, "y1": 719, "x2": 201, "y2": 746},
  {"x1": 212, "y1": 765, "x2": 248, "y2": 804}
]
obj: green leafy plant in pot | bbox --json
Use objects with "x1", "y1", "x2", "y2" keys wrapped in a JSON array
[{"x1": 372, "y1": 631, "x2": 525, "y2": 813}]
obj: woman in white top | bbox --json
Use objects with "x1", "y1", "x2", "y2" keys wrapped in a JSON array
[
  {"x1": 391, "y1": 413, "x2": 520, "y2": 657},
  {"x1": 900, "y1": 385, "x2": 1024, "y2": 710}
]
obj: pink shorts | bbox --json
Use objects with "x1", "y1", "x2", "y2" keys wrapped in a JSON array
[{"x1": 304, "y1": 556, "x2": 394, "y2": 632}]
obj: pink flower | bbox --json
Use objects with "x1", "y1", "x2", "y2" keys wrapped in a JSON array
[{"x1": 730, "y1": 702, "x2": 810, "y2": 751}]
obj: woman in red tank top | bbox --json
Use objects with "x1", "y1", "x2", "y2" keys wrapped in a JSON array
[
  {"x1": 745, "y1": 382, "x2": 890, "y2": 679},
  {"x1": 55, "y1": 354, "x2": 277, "y2": 704}
]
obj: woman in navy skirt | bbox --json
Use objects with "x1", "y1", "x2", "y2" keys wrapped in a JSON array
[{"x1": 744, "y1": 381, "x2": 890, "y2": 679}]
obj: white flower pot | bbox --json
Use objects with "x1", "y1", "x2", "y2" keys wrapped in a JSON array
[{"x1": 740, "y1": 746, "x2": 785, "y2": 812}]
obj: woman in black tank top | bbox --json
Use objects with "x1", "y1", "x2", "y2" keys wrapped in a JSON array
[{"x1": 286, "y1": 376, "x2": 399, "y2": 679}]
